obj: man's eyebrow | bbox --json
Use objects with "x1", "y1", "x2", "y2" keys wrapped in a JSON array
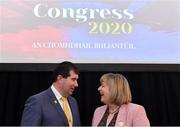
[{"x1": 71, "y1": 77, "x2": 78, "y2": 79}]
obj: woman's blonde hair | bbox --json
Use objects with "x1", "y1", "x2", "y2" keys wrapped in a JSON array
[{"x1": 100, "y1": 73, "x2": 132, "y2": 105}]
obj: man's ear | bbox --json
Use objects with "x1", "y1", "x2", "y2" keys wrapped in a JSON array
[{"x1": 57, "y1": 75, "x2": 63, "y2": 81}]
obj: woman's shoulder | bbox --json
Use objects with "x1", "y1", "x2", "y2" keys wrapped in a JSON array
[
  {"x1": 122, "y1": 102, "x2": 143, "y2": 107},
  {"x1": 94, "y1": 105, "x2": 107, "y2": 113},
  {"x1": 127, "y1": 102, "x2": 144, "y2": 108},
  {"x1": 121, "y1": 103, "x2": 150, "y2": 126},
  {"x1": 122, "y1": 103, "x2": 146, "y2": 113}
]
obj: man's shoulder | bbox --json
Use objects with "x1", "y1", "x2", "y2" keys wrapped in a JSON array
[{"x1": 27, "y1": 88, "x2": 50, "y2": 102}]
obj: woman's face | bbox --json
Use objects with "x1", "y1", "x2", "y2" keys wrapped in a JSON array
[{"x1": 98, "y1": 79, "x2": 111, "y2": 104}]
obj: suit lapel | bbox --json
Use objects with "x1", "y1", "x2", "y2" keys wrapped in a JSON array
[
  {"x1": 116, "y1": 104, "x2": 127, "y2": 126},
  {"x1": 67, "y1": 97, "x2": 76, "y2": 125},
  {"x1": 47, "y1": 88, "x2": 69, "y2": 125},
  {"x1": 96, "y1": 105, "x2": 108, "y2": 125}
]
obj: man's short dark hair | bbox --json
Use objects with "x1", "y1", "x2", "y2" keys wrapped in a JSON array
[{"x1": 52, "y1": 61, "x2": 79, "y2": 82}]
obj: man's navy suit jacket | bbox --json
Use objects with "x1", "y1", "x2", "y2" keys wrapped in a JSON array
[{"x1": 21, "y1": 88, "x2": 81, "y2": 126}]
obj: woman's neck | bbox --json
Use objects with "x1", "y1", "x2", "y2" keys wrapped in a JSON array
[{"x1": 108, "y1": 104, "x2": 119, "y2": 114}]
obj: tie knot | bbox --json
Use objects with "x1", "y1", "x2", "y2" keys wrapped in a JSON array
[{"x1": 61, "y1": 96, "x2": 67, "y2": 102}]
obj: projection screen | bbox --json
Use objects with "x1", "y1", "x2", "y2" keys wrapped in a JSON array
[{"x1": 0, "y1": 0, "x2": 180, "y2": 65}]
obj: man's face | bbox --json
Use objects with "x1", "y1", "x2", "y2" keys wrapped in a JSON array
[{"x1": 61, "y1": 70, "x2": 79, "y2": 97}]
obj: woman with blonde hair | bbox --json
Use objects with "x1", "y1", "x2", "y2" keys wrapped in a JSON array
[{"x1": 92, "y1": 73, "x2": 150, "y2": 126}]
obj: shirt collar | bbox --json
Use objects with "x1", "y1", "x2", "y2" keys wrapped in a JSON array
[{"x1": 51, "y1": 84, "x2": 63, "y2": 100}]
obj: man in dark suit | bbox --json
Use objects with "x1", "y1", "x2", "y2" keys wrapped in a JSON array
[{"x1": 21, "y1": 61, "x2": 81, "y2": 126}]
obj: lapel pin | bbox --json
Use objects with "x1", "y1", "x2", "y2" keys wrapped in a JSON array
[
  {"x1": 54, "y1": 100, "x2": 58, "y2": 104},
  {"x1": 117, "y1": 121, "x2": 124, "y2": 126}
]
